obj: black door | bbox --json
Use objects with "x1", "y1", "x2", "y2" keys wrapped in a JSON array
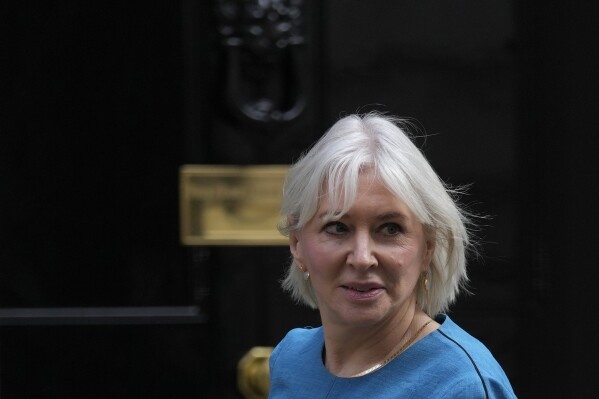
[
  {"x1": 7, "y1": 1, "x2": 596, "y2": 398},
  {"x1": 185, "y1": 1, "x2": 523, "y2": 395}
]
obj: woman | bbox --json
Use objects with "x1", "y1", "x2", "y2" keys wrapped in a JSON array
[{"x1": 269, "y1": 113, "x2": 516, "y2": 398}]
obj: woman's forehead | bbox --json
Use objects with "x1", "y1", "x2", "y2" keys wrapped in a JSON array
[
  {"x1": 317, "y1": 172, "x2": 411, "y2": 217},
  {"x1": 319, "y1": 167, "x2": 378, "y2": 194}
]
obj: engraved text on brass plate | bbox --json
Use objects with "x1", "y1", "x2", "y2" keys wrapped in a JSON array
[{"x1": 180, "y1": 165, "x2": 289, "y2": 245}]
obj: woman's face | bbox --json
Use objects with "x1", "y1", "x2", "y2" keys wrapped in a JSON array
[{"x1": 290, "y1": 170, "x2": 434, "y2": 330}]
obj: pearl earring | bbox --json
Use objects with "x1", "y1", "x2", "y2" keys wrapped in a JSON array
[
  {"x1": 303, "y1": 271, "x2": 310, "y2": 281},
  {"x1": 423, "y1": 271, "x2": 431, "y2": 292},
  {"x1": 297, "y1": 261, "x2": 310, "y2": 281}
]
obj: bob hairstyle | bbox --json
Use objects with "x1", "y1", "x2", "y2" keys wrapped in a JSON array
[{"x1": 278, "y1": 113, "x2": 472, "y2": 317}]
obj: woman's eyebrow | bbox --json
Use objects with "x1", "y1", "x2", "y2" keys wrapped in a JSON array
[
  {"x1": 377, "y1": 212, "x2": 408, "y2": 221},
  {"x1": 316, "y1": 211, "x2": 408, "y2": 221},
  {"x1": 318, "y1": 210, "x2": 343, "y2": 220}
]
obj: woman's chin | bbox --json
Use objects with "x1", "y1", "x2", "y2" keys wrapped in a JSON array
[{"x1": 330, "y1": 306, "x2": 390, "y2": 329}]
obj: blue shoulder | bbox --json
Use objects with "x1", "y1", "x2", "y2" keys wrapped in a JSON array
[{"x1": 270, "y1": 326, "x2": 322, "y2": 368}]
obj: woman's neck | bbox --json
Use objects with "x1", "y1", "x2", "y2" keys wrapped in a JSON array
[{"x1": 322, "y1": 305, "x2": 430, "y2": 378}]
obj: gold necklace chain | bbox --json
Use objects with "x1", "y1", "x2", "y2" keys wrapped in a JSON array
[{"x1": 350, "y1": 319, "x2": 434, "y2": 378}]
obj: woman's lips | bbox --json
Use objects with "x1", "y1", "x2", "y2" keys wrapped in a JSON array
[{"x1": 341, "y1": 284, "x2": 384, "y2": 300}]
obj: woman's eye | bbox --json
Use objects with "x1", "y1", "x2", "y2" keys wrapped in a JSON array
[
  {"x1": 381, "y1": 223, "x2": 402, "y2": 236},
  {"x1": 324, "y1": 222, "x2": 347, "y2": 235}
]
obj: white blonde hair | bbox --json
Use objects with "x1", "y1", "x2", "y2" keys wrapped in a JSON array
[{"x1": 278, "y1": 112, "x2": 472, "y2": 317}]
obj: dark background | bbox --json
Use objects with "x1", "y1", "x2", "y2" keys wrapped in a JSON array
[{"x1": 2, "y1": 1, "x2": 598, "y2": 397}]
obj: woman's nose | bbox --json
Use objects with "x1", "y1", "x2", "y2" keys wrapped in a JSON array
[{"x1": 347, "y1": 231, "x2": 378, "y2": 270}]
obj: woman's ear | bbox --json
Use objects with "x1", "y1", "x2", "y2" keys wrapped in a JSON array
[
  {"x1": 289, "y1": 230, "x2": 300, "y2": 260},
  {"x1": 422, "y1": 237, "x2": 436, "y2": 271}
]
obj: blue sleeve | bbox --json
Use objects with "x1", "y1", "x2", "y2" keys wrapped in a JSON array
[
  {"x1": 486, "y1": 376, "x2": 518, "y2": 399},
  {"x1": 440, "y1": 375, "x2": 517, "y2": 399},
  {"x1": 269, "y1": 338, "x2": 283, "y2": 372}
]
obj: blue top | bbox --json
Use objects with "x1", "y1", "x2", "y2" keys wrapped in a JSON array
[{"x1": 269, "y1": 314, "x2": 516, "y2": 398}]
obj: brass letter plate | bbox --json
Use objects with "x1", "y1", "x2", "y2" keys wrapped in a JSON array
[{"x1": 180, "y1": 165, "x2": 289, "y2": 246}]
